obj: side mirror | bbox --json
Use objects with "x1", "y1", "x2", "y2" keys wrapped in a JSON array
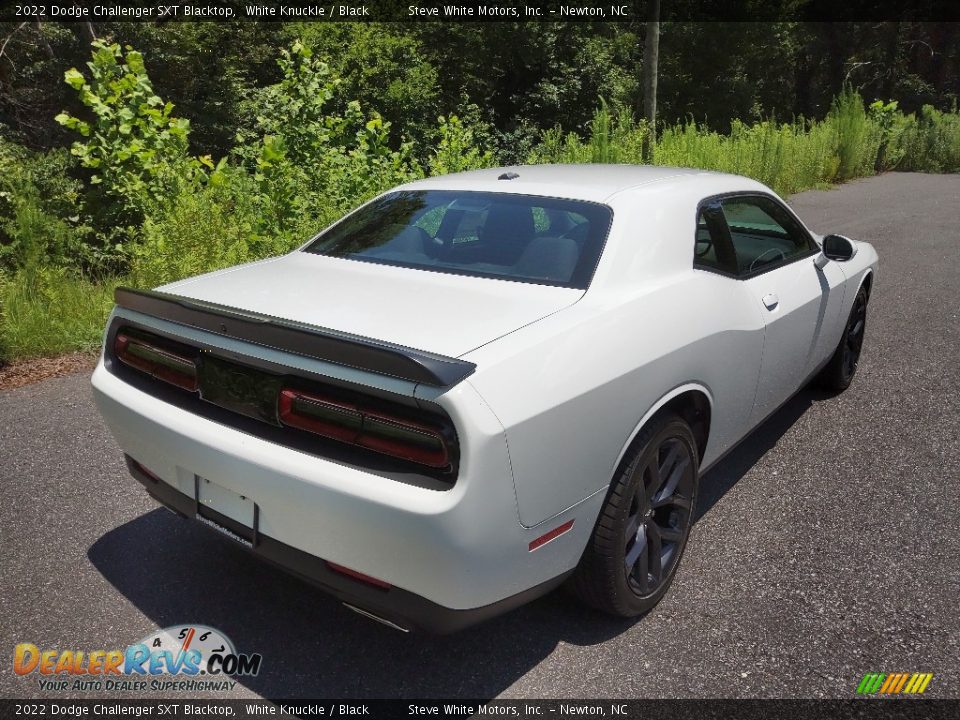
[{"x1": 822, "y1": 234, "x2": 858, "y2": 262}]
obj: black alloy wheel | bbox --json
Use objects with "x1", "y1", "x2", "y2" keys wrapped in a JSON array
[
  {"x1": 623, "y1": 437, "x2": 696, "y2": 598},
  {"x1": 820, "y1": 284, "x2": 869, "y2": 392},
  {"x1": 842, "y1": 289, "x2": 868, "y2": 379},
  {"x1": 572, "y1": 414, "x2": 699, "y2": 617}
]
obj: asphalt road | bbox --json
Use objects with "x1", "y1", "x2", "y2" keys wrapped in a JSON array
[{"x1": 1, "y1": 173, "x2": 958, "y2": 701}]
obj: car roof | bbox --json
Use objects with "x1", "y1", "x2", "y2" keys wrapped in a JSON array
[{"x1": 396, "y1": 164, "x2": 757, "y2": 203}]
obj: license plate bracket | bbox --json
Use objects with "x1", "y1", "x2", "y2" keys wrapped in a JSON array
[{"x1": 194, "y1": 475, "x2": 260, "y2": 548}]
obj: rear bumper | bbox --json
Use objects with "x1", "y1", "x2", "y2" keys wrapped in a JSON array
[
  {"x1": 126, "y1": 456, "x2": 569, "y2": 633},
  {"x1": 91, "y1": 359, "x2": 591, "y2": 631}
]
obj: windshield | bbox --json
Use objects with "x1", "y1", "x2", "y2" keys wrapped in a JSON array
[{"x1": 303, "y1": 190, "x2": 613, "y2": 289}]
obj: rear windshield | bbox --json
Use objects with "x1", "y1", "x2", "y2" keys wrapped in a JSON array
[{"x1": 303, "y1": 190, "x2": 613, "y2": 289}]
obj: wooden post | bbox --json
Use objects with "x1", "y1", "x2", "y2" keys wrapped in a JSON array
[{"x1": 641, "y1": 0, "x2": 660, "y2": 163}]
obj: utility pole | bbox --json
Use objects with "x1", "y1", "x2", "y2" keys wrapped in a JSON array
[{"x1": 641, "y1": 0, "x2": 660, "y2": 163}]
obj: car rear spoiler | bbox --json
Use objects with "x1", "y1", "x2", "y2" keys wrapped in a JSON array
[{"x1": 113, "y1": 287, "x2": 477, "y2": 388}]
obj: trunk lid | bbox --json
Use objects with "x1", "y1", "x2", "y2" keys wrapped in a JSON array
[{"x1": 161, "y1": 252, "x2": 583, "y2": 358}]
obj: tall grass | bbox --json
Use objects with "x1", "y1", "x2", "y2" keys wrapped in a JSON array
[
  {"x1": 897, "y1": 105, "x2": 960, "y2": 172},
  {"x1": 0, "y1": 267, "x2": 119, "y2": 359},
  {"x1": 530, "y1": 88, "x2": 960, "y2": 197}
]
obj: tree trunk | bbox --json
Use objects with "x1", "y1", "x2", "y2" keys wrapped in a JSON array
[
  {"x1": 34, "y1": 21, "x2": 55, "y2": 59},
  {"x1": 641, "y1": 0, "x2": 660, "y2": 163}
]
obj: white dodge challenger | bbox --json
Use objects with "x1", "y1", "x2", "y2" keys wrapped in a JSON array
[{"x1": 92, "y1": 165, "x2": 877, "y2": 632}]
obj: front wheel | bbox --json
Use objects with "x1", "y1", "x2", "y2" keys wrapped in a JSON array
[
  {"x1": 819, "y1": 284, "x2": 869, "y2": 392},
  {"x1": 571, "y1": 414, "x2": 699, "y2": 617}
]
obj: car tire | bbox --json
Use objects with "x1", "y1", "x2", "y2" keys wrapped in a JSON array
[
  {"x1": 571, "y1": 414, "x2": 699, "y2": 617},
  {"x1": 819, "y1": 284, "x2": 869, "y2": 392}
]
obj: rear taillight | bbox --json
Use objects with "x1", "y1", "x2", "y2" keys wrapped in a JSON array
[
  {"x1": 114, "y1": 331, "x2": 198, "y2": 392},
  {"x1": 112, "y1": 327, "x2": 456, "y2": 474},
  {"x1": 279, "y1": 388, "x2": 450, "y2": 469}
]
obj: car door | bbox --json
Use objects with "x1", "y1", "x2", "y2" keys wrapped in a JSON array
[{"x1": 698, "y1": 194, "x2": 846, "y2": 425}]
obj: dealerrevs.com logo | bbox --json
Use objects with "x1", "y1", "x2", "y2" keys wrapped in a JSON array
[{"x1": 14, "y1": 625, "x2": 262, "y2": 693}]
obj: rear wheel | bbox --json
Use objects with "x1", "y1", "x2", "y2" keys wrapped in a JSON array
[
  {"x1": 819, "y1": 284, "x2": 868, "y2": 392},
  {"x1": 571, "y1": 415, "x2": 699, "y2": 617}
]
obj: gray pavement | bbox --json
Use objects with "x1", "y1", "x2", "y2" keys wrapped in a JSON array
[{"x1": 1, "y1": 173, "x2": 958, "y2": 700}]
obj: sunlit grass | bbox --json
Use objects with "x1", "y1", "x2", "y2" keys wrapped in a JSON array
[{"x1": 0, "y1": 268, "x2": 120, "y2": 360}]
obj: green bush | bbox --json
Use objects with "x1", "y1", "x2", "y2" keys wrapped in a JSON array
[
  {"x1": 132, "y1": 167, "x2": 295, "y2": 289},
  {"x1": 239, "y1": 39, "x2": 421, "y2": 242},
  {"x1": 0, "y1": 140, "x2": 90, "y2": 273},
  {"x1": 55, "y1": 42, "x2": 202, "y2": 218},
  {"x1": 829, "y1": 86, "x2": 883, "y2": 181},
  {"x1": 529, "y1": 102, "x2": 647, "y2": 166},
  {"x1": 286, "y1": 23, "x2": 441, "y2": 152},
  {"x1": 532, "y1": 104, "x2": 842, "y2": 197},
  {"x1": 428, "y1": 112, "x2": 496, "y2": 175},
  {"x1": 868, "y1": 100, "x2": 907, "y2": 172},
  {"x1": 896, "y1": 104, "x2": 960, "y2": 172},
  {"x1": 525, "y1": 88, "x2": 960, "y2": 197},
  {"x1": 54, "y1": 41, "x2": 212, "y2": 270},
  {"x1": 1, "y1": 196, "x2": 82, "y2": 271},
  {"x1": 0, "y1": 272, "x2": 9, "y2": 365}
]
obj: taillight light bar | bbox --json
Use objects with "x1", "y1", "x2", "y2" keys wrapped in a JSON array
[
  {"x1": 114, "y1": 332, "x2": 199, "y2": 392},
  {"x1": 279, "y1": 388, "x2": 451, "y2": 469}
]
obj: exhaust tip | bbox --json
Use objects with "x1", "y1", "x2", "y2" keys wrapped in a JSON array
[{"x1": 342, "y1": 603, "x2": 411, "y2": 633}]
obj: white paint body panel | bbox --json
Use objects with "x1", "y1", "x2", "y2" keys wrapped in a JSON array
[
  {"x1": 742, "y1": 256, "x2": 847, "y2": 423},
  {"x1": 92, "y1": 164, "x2": 879, "y2": 612}
]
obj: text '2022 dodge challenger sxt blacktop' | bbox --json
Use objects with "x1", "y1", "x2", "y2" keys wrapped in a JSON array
[{"x1": 91, "y1": 164, "x2": 877, "y2": 633}]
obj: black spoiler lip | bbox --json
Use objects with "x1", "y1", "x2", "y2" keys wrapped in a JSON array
[{"x1": 113, "y1": 287, "x2": 476, "y2": 388}]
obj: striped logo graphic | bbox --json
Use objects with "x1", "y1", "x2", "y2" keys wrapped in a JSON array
[{"x1": 857, "y1": 673, "x2": 934, "y2": 695}]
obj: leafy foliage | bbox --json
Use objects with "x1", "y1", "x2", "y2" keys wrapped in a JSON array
[
  {"x1": 131, "y1": 167, "x2": 262, "y2": 289},
  {"x1": 829, "y1": 86, "x2": 882, "y2": 181},
  {"x1": 428, "y1": 112, "x2": 496, "y2": 175},
  {"x1": 54, "y1": 42, "x2": 204, "y2": 225},
  {"x1": 238, "y1": 40, "x2": 421, "y2": 245},
  {"x1": 0, "y1": 139, "x2": 88, "y2": 272},
  {"x1": 289, "y1": 23, "x2": 440, "y2": 145},
  {"x1": 896, "y1": 104, "x2": 960, "y2": 172},
  {"x1": 3, "y1": 34, "x2": 960, "y2": 363}
]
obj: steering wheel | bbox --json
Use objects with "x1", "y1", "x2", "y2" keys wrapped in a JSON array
[
  {"x1": 695, "y1": 239, "x2": 713, "y2": 258},
  {"x1": 748, "y1": 247, "x2": 787, "y2": 273}
]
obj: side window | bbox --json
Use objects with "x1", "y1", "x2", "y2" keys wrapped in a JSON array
[{"x1": 719, "y1": 197, "x2": 814, "y2": 275}]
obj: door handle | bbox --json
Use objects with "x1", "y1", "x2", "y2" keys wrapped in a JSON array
[{"x1": 761, "y1": 293, "x2": 779, "y2": 310}]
